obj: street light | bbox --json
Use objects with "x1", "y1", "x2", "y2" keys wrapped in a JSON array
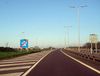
[
  {"x1": 64, "y1": 26, "x2": 67, "y2": 49},
  {"x1": 70, "y1": 5, "x2": 87, "y2": 52},
  {"x1": 64, "y1": 26, "x2": 71, "y2": 49},
  {"x1": 5, "y1": 42, "x2": 9, "y2": 47}
]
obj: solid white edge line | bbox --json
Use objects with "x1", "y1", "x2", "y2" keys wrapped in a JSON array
[
  {"x1": 22, "y1": 51, "x2": 52, "y2": 76},
  {"x1": 61, "y1": 50, "x2": 100, "y2": 74}
]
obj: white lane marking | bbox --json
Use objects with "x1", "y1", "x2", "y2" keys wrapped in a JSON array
[
  {"x1": 0, "y1": 62, "x2": 35, "y2": 67},
  {"x1": 22, "y1": 51, "x2": 52, "y2": 76},
  {"x1": 1, "y1": 55, "x2": 45, "y2": 62},
  {"x1": 0, "y1": 66, "x2": 30, "y2": 71},
  {"x1": 0, "y1": 72, "x2": 23, "y2": 76},
  {"x1": 0, "y1": 60, "x2": 36, "y2": 64},
  {"x1": 61, "y1": 50, "x2": 100, "y2": 74},
  {"x1": 1, "y1": 59, "x2": 38, "y2": 62}
]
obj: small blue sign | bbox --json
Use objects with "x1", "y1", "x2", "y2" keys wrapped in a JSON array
[{"x1": 20, "y1": 39, "x2": 28, "y2": 48}]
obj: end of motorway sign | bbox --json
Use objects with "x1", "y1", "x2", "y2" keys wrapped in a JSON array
[{"x1": 20, "y1": 39, "x2": 28, "y2": 48}]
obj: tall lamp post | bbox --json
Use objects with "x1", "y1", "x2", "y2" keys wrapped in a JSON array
[
  {"x1": 64, "y1": 26, "x2": 71, "y2": 49},
  {"x1": 64, "y1": 26, "x2": 67, "y2": 49},
  {"x1": 70, "y1": 5, "x2": 87, "y2": 52}
]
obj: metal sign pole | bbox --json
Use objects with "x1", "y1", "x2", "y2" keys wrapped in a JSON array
[
  {"x1": 95, "y1": 42, "x2": 97, "y2": 53},
  {"x1": 90, "y1": 41, "x2": 93, "y2": 54},
  {"x1": 90, "y1": 34, "x2": 98, "y2": 54}
]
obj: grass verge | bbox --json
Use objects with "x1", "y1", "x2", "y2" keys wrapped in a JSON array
[{"x1": 0, "y1": 50, "x2": 41, "y2": 60}]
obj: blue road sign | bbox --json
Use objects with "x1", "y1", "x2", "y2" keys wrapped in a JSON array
[{"x1": 20, "y1": 39, "x2": 28, "y2": 48}]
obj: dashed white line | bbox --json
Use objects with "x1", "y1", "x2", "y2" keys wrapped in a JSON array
[
  {"x1": 0, "y1": 66, "x2": 30, "y2": 71},
  {"x1": 0, "y1": 60, "x2": 37, "y2": 64},
  {"x1": 0, "y1": 72, "x2": 23, "y2": 76},
  {"x1": 0, "y1": 62, "x2": 35, "y2": 67}
]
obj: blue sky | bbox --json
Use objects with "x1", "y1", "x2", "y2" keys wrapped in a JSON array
[{"x1": 0, "y1": 0, "x2": 100, "y2": 48}]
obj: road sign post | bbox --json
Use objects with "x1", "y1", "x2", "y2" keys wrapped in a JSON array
[{"x1": 89, "y1": 34, "x2": 98, "y2": 54}]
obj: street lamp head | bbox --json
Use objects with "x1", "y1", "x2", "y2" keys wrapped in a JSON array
[
  {"x1": 64, "y1": 26, "x2": 72, "y2": 28},
  {"x1": 80, "y1": 5, "x2": 88, "y2": 8},
  {"x1": 70, "y1": 6, "x2": 76, "y2": 8},
  {"x1": 70, "y1": 5, "x2": 87, "y2": 8}
]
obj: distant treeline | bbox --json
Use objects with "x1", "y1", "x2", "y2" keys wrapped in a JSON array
[
  {"x1": 0, "y1": 46, "x2": 53, "y2": 52},
  {"x1": 68, "y1": 42, "x2": 100, "y2": 49},
  {"x1": 0, "y1": 47, "x2": 16, "y2": 52},
  {"x1": 83, "y1": 42, "x2": 100, "y2": 49}
]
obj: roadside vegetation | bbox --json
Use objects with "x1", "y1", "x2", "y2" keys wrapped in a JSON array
[{"x1": 0, "y1": 47, "x2": 51, "y2": 60}]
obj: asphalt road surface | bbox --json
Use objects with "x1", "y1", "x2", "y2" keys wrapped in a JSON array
[{"x1": 26, "y1": 49, "x2": 100, "y2": 76}]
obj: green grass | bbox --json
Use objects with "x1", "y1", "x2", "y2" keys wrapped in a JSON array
[
  {"x1": 0, "y1": 47, "x2": 51, "y2": 60},
  {"x1": 0, "y1": 50, "x2": 41, "y2": 60}
]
